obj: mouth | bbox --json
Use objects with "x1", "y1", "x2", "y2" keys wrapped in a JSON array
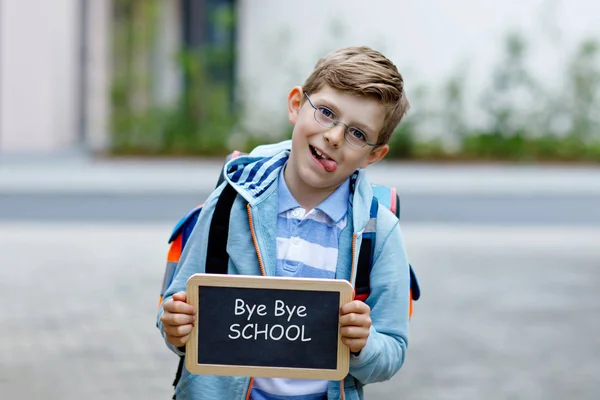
[
  {"x1": 310, "y1": 145, "x2": 333, "y2": 160},
  {"x1": 309, "y1": 145, "x2": 337, "y2": 172}
]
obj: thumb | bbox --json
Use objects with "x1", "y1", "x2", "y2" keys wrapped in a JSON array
[{"x1": 172, "y1": 291, "x2": 187, "y2": 302}]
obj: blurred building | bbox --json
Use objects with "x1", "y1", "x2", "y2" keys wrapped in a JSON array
[
  {"x1": 0, "y1": 0, "x2": 597, "y2": 156},
  {"x1": 0, "y1": 0, "x2": 109, "y2": 155},
  {"x1": 0, "y1": 0, "x2": 235, "y2": 156}
]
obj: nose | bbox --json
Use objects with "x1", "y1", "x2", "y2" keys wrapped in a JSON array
[{"x1": 323, "y1": 123, "x2": 345, "y2": 148}]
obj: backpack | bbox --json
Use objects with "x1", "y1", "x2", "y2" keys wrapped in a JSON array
[{"x1": 158, "y1": 150, "x2": 421, "y2": 394}]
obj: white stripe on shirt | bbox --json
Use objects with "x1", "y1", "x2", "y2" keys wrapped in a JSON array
[{"x1": 276, "y1": 237, "x2": 338, "y2": 273}]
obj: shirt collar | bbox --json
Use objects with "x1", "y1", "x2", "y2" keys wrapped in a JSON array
[{"x1": 278, "y1": 165, "x2": 350, "y2": 223}]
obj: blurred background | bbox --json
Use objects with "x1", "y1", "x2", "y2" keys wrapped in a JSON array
[{"x1": 0, "y1": 0, "x2": 599, "y2": 399}]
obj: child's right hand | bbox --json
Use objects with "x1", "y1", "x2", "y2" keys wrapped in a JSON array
[{"x1": 160, "y1": 291, "x2": 197, "y2": 347}]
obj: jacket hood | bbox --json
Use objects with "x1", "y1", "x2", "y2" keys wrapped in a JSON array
[{"x1": 223, "y1": 140, "x2": 374, "y2": 232}]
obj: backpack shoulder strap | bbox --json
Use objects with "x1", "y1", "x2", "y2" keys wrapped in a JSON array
[
  {"x1": 355, "y1": 188, "x2": 421, "y2": 318},
  {"x1": 205, "y1": 183, "x2": 238, "y2": 274},
  {"x1": 168, "y1": 183, "x2": 239, "y2": 395},
  {"x1": 167, "y1": 151, "x2": 243, "y2": 396},
  {"x1": 354, "y1": 197, "x2": 379, "y2": 302}
]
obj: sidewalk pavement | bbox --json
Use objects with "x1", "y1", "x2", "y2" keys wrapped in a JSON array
[
  {"x1": 2, "y1": 223, "x2": 599, "y2": 399},
  {"x1": 1, "y1": 155, "x2": 600, "y2": 195}
]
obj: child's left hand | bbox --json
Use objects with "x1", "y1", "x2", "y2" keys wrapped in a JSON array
[{"x1": 339, "y1": 300, "x2": 372, "y2": 354}]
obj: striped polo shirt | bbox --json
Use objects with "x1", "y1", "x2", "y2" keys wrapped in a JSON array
[{"x1": 251, "y1": 166, "x2": 349, "y2": 400}]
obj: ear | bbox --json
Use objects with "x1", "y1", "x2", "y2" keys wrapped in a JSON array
[
  {"x1": 287, "y1": 86, "x2": 303, "y2": 125},
  {"x1": 360, "y1": 144, "x2": 389, "y2": 169}
]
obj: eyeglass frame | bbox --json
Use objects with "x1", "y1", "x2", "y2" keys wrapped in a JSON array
[{"x1": 304, "y1": 92, "x2": 379, "y2": 148}]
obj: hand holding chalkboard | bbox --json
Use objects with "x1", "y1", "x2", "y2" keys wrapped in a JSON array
[
  {"x1": 185, "y1": 274, "x2": 353, "y2": 380},
  {"x1": 161, "y1": 291, "x2": 197, "y2": 347},
  {"x1": 339, "y1": 300, "x2": 372, "y2": 353}
]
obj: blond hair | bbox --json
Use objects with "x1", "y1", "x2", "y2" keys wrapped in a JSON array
[{"x1": 302, "y1": 46, "x2": 409, "y2": 145}]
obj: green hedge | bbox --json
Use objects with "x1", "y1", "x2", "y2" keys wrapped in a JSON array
[{"x1": 110, "y1": 8, "x2": 600, "y2": 162}]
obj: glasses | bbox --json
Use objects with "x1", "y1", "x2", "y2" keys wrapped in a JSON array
[{"x1": 304, "y1": 93, "x2": 378, "y2": 148}]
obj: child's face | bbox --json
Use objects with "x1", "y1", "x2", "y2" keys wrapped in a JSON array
[{"x1": 286, "y1": 85, "x2": 389, "y2": 195}]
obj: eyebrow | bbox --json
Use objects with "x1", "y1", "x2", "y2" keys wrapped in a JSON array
[{"x1": 317, "y1": 98, "x2": 376, "y2": 137}]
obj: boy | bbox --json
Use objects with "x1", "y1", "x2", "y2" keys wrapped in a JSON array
[{"x1": 158, "y1": 46, "x2": 411, "y2": 399}]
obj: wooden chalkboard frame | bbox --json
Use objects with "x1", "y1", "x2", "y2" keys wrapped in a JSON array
[{"x1": 185, "y1": 273, "x2": 354, "y2": 380}]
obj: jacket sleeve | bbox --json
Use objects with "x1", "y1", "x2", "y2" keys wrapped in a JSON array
[
  {"x1": 349, "y1": 215, "x2": 411, "y2": 384},
  {"x1": 156, "y1": 185, "x2": 223, "y2": 356}
]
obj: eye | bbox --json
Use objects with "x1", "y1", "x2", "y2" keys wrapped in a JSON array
[
  {"x1": 348, "y1": 127, "x2": 367, "y2": 141},
  {"x1": 318, "y1": 107, "x2": 336, "y2": 120}
]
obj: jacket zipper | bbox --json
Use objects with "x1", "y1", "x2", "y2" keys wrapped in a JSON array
[
  {"x1": 244, "y1": 204, "x2": 266, "y2": 399},
  {"x1": 245, "y1": 378, "x2": 255, "y2": 400},
  {"x1": 247, "y1": 204, "x2": 266, "y2": 276}
]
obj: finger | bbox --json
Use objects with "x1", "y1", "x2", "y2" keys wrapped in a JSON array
[
  {"x1": 340, "y1": 325, "x2": 370, "y2": 339},
  {"x1": 340, "y1": 300, "x2": 370, "y2": 315},
  {"x1": 164, "y1": 299, "x2": 196, "y2": 315},
  {"x1": 339, "y1": 313, "x2": 372, "y2": 328},
  {"x1": 165, "y1": 323, "x2": 193, "y2": 338},
  {"x1": 341, "y1": 337, "x2": 367, "y2": 353},
  {"x1": 164, "y1": 323, "x2": 193, "y2": 338},
  {"x1": 166, "y1": 333, "x2": 191, "y2": 347},
  {"x1": 172, "y1": 291, "x2": 187, "y2": 302},
  {"x1": 161, "y1": 312, "x2": 195, "y2": 326}
]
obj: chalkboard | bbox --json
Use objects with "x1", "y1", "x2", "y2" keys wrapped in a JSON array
[{"x1": 185, "y1": 274, "x2": 353, "y2": 380}]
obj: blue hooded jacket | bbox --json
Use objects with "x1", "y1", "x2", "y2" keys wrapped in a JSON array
[{"x1": 157, "y1": 140, "x2": 411, "y2": 400}]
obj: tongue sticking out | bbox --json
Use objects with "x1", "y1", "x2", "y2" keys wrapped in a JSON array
[
  {"x1": 319, "y1": 157, "x2": 337, "y2": 172},
  {"x1": 311, "y1": 145, "x2": 338, "y2": 172}
]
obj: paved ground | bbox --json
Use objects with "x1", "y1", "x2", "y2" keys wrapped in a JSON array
[
  {"x1": 1, "y1": 157, "x2": 599, "y2": 399},
  {"x1": 2, "y1": 191, "x2": 600, "y2": 226},
  {"x1": 2, "y1": 158, "x2": 600, "y2": 226},
  {"x1": 1, "y1": 222, "x2": 598, "y2": 399}
]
